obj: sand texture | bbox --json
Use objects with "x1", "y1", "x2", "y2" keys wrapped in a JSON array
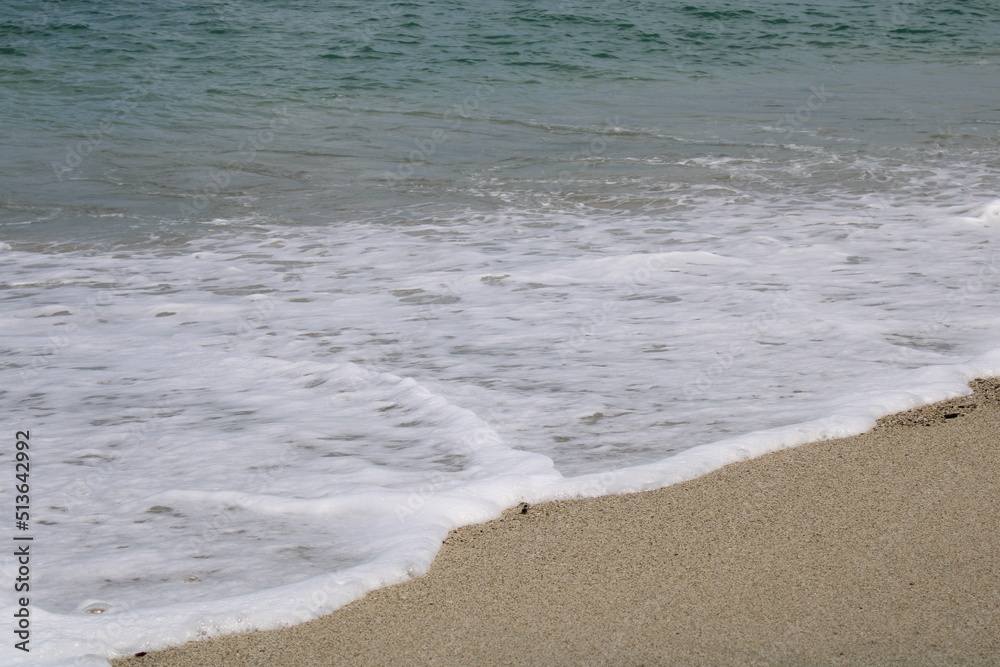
[{"x1": 116, "y1": 379, "x2": 1000, "y2": 666}]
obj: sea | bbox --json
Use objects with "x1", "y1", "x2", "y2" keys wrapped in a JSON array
[{"x1": 2, "y1": 0, "x2": 999, "y2": 663}]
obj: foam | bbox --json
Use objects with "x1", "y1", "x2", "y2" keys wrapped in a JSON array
[
  {"x1": 3, "y1": 181, "x2": 1000, "y2": 663},
  {"x1": 4, "y1": 6, "x2": 1000, "y2": 658}
]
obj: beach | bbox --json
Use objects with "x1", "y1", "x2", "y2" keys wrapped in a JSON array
[
  {"x1": 5, "y1": 3, "x2": 1000, "y2": 664},
  {"x1": 114, "y1": 377, "x2": 999, "y2": 665}
]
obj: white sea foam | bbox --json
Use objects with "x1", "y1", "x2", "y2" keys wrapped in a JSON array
[
  {"x1": 3, "y1": 1, "x2": 1000, "y2": 660},
  {"x1": 960, "y1": 198, "x2": 1000, "y2": 227},
  {"x1": 2, "y1": 183, "x2": 999, "y2": 664}
]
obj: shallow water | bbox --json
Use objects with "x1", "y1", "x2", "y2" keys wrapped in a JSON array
[{"x1": 2, "y1": 1, "x2": 999, "y2": 663}]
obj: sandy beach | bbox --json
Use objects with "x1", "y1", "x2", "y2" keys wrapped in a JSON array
[{"x1": 116, "y1": 378, "x2": 999, "y2": 666}]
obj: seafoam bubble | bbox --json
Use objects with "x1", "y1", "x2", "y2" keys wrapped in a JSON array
[
  {"x1": 78, "y1": 601, "x2": 114, "y2": 615},
  {"x1": 960, "y1": 199, "x2": 1000, "y2": 226}
]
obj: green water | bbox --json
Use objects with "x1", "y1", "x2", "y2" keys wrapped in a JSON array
[{"x1": 1, "y1": 0, "x2": 997, "y2": 246}]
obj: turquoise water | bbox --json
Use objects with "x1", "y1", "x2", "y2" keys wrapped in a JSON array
[
  {"x1": 2, "y1": 2, "x2": 1000, "y2": 663},
  {"x1": 3, "y1": 1, "x2": 997, "y2": 244}
]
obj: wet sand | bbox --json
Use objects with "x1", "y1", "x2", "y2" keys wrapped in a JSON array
[{"x1": 116, "y1": 378, "x2": 999, "y2": 665}]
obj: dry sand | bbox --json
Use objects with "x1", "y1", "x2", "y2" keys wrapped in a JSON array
[{"x1": 117, "y1": 378, "x2": 999, "y2": 666}]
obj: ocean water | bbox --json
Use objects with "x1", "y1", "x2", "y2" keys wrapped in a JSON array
[{"x1": 2, "y1": 0, "x2": 999, "y2": 663}]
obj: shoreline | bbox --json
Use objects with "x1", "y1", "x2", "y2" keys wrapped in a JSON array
[{"x1": 116, "y1": 378, "x2": 999, "y2": 665}]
